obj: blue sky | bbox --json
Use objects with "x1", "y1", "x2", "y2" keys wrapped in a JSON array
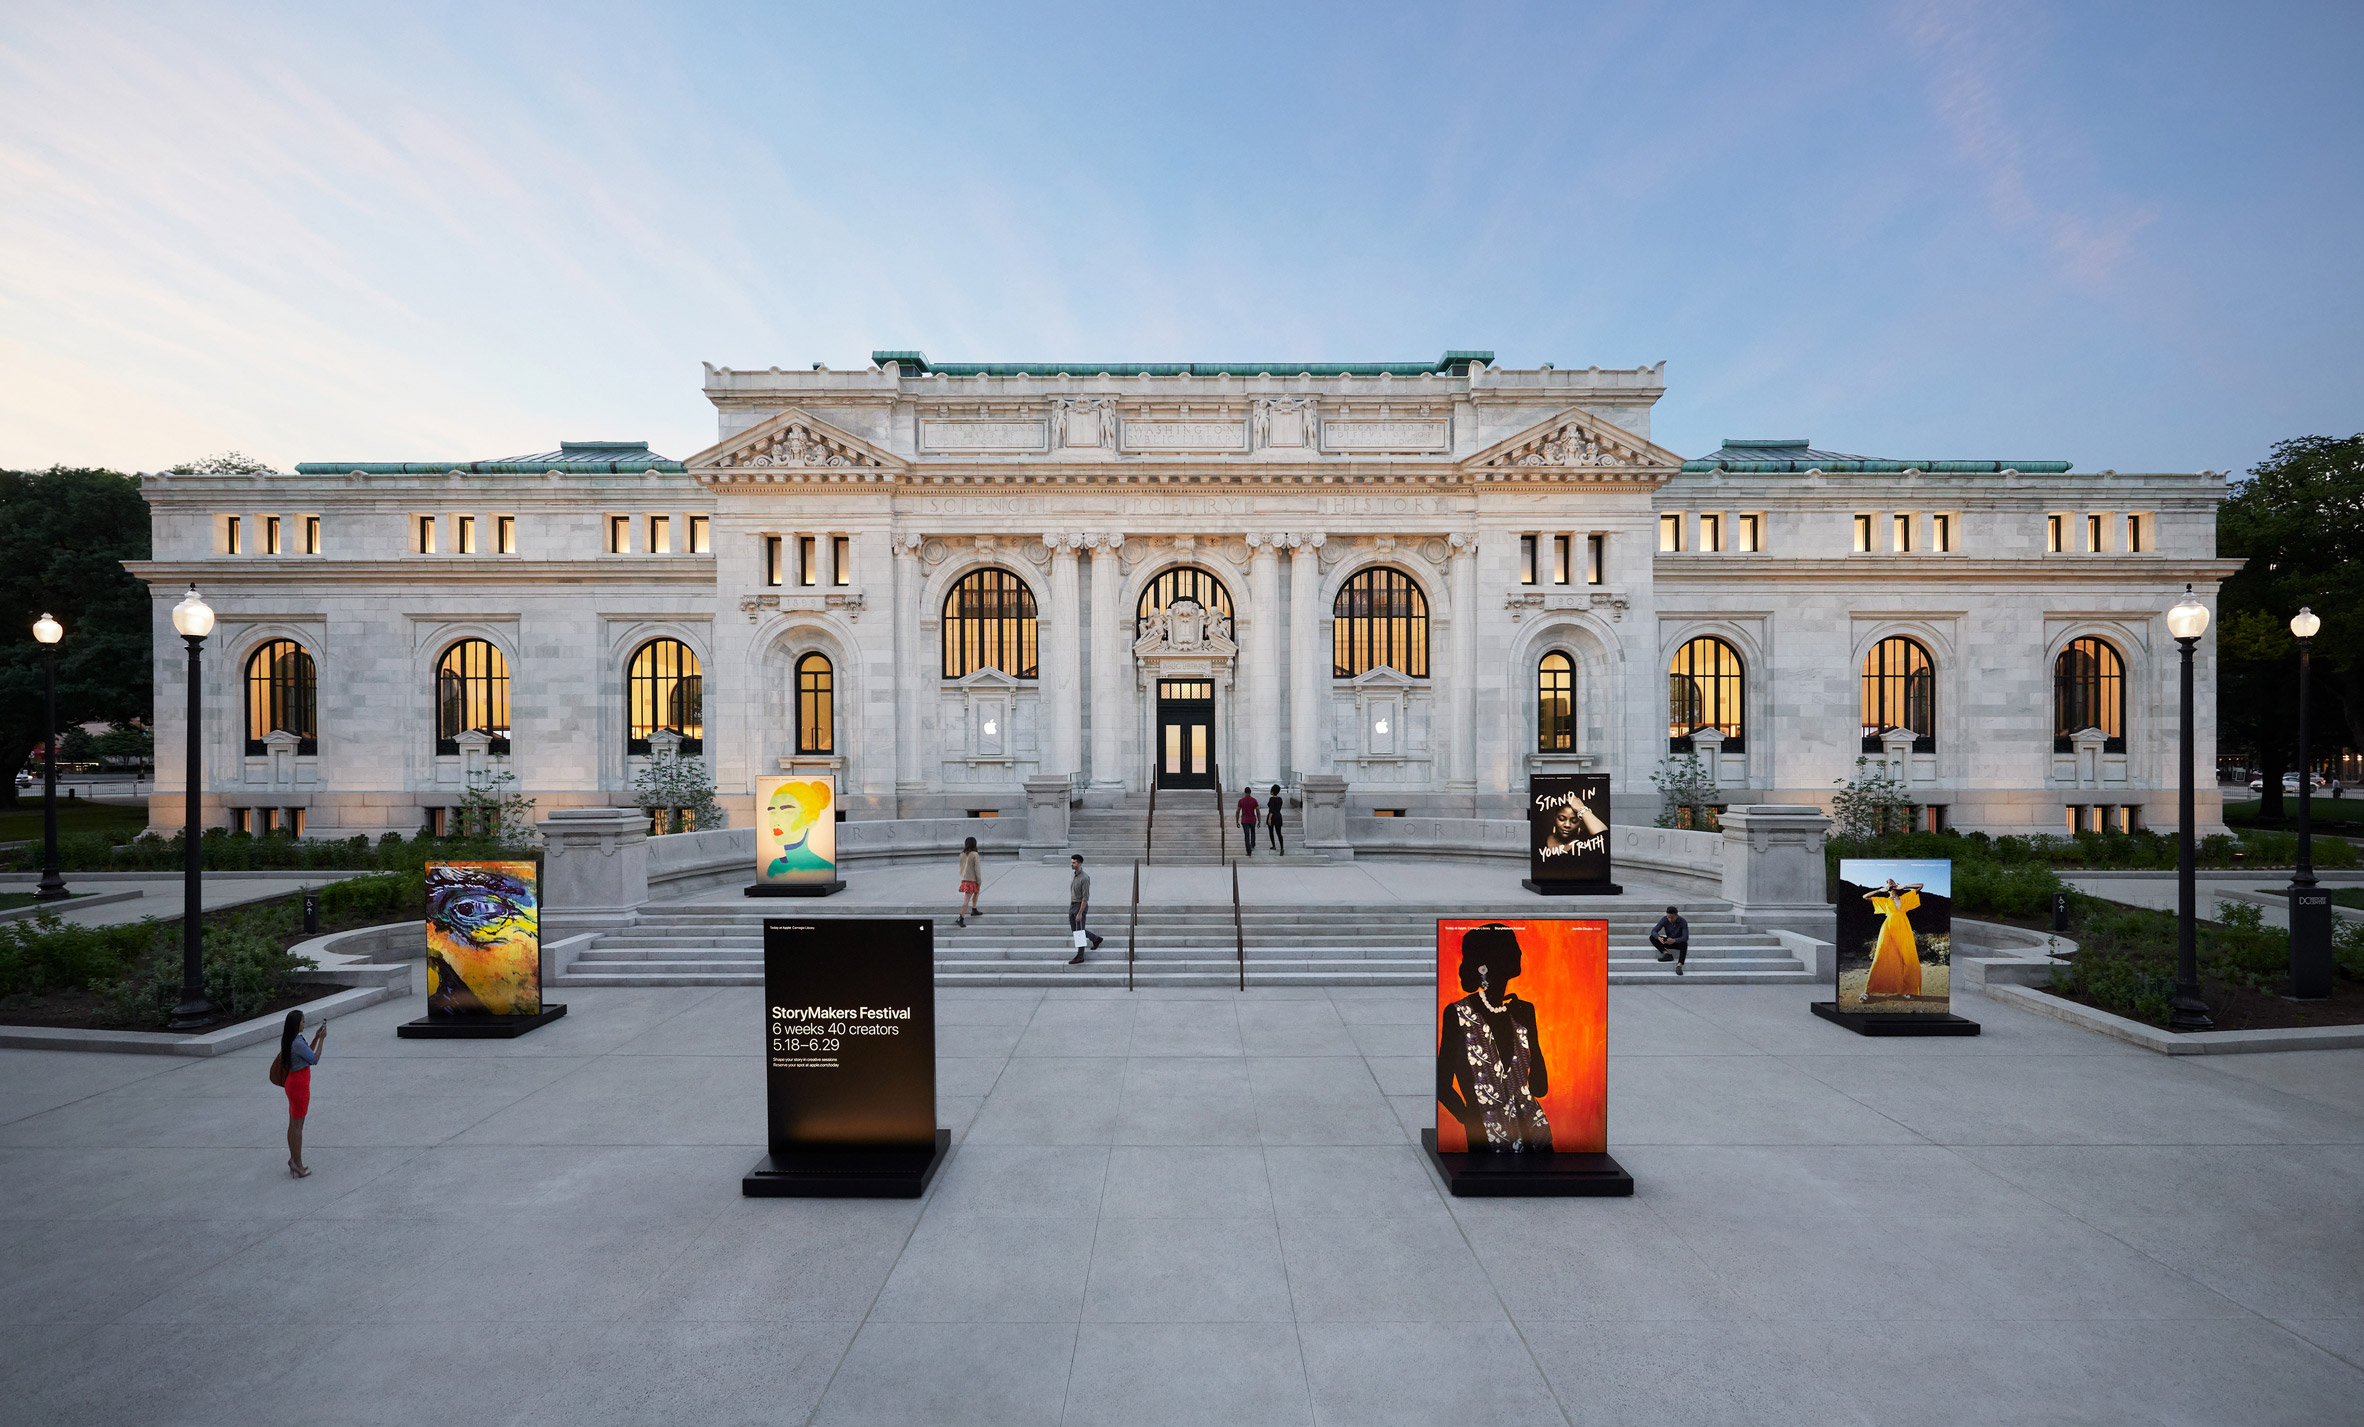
[{"x1": 3, "y1": 1, "x2": 2357, "y2": 475}]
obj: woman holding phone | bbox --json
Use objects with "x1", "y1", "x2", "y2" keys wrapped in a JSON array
[{"x1": 277, "y1": 1009, "x2": 326, "y2": 1178}]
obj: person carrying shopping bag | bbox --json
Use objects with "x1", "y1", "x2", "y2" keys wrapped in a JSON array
[{"x1": 1067, "y1": 854, "x2": 1103, "y2": 965}]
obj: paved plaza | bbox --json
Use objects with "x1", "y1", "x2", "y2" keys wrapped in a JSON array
[{"x1": 1, "y1": 973, "x2": 2360, "y2": 1425}]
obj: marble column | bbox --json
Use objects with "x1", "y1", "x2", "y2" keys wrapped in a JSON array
[
  {"x1": 1248, "y1": 533, "x2": 1283, "y2": 789},
  {"x1": 1044, "y1": 533, "x2": 1083, "y2": 777},
  {"x1": 893, "y1": 535, "x2": 925, "y2": 801},
  {"x1": 1448, "y1": 531, "x2": 1479, "y2": 792},
  {"x1": 1088, "y1": 532, "x2": 1128, "y2": 799},
  {"x1": 1288, "y1": 532, "x2": 1325, "y2": 785}
]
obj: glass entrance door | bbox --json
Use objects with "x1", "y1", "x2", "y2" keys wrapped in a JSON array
[{"x1": 1155, "y1": 679, "x2": 1215, "y2": 789}]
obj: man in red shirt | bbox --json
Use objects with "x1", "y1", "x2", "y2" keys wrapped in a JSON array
[{"x1": 1236, "y1": 786, "x2": 1260, "y2": 856}]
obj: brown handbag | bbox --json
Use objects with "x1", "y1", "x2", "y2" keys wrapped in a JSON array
[{"x1": 268, "y1": 1053, "x2": 288, "y2": 1088}]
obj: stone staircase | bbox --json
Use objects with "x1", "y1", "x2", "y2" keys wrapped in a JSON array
[
  {"x1": 554, "y1": 901, "x2": 1816, "y2": 988},
  {"x1": 1065, "y1": 790, "x2": 1321, "y2": 867}
]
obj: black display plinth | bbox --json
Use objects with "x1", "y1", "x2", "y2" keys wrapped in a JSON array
[
  {"x1": 1421, "y1": 1128, "x2": 1634, "y2": 1197},
  {"x1": 398, "y1": 1005, "x2": 568, "y2": 1039},
  {"x1": 744, "y1": 881, "x2": 846, "y2": 897},
  {"x1": 1810, "y1": 1002, "x2": 1981, "y2": 1036},
  {"x1": 743, "y1": 1129, "x2": 950, "y2": 1198},
  {"x1": 1522, "y1": 879, "x2": 1625, "y2": 896}
]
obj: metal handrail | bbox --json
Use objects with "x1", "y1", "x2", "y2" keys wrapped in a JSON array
[
  {"x1": 1127, "y1": 859, "x2": 1140, "y2": 993},
  {"x1": 1210, "y1": 756, "x2": 1225, "y2": 865},
  {"x1": 1144, "y1": 778, "x2": 1157, "y2": 866},
  {"x1": 1231, "y1": 859, "x2": 1245, "y2": 991}
]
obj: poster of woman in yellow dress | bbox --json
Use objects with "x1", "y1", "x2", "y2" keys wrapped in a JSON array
[{"x1": 1835, "y1": 859, "x2": 1951, "y2": 1013}]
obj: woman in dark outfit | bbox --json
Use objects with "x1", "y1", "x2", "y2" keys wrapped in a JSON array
[{"x1": 1435, "y1": 923, "x2": 1552, "y2": 1152}]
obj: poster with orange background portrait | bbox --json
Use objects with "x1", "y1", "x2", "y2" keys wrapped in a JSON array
[{"x1": 1434, "y1": 919, "x2": 1607, "y2": 1153}]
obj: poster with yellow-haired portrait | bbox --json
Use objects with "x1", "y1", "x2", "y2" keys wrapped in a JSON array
[{"x1": 756, "y1": 774, "x2": 838, "y2": 885}]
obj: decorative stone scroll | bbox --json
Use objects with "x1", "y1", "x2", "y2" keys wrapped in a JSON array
[
  {"x1": 1485, "y1": 417, "x2": 1650, "y2": 470},
  {"x1": 728, "y1": 422, "x2": 881, "y2": 469}
]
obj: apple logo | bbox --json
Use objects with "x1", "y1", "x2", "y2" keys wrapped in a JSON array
[
  {"x1": 1374, "y1": 718, "x2": 1390, "y2": 735},
  {"x1": 982, "y1": 718, "x2": 998, "y2": 737}
]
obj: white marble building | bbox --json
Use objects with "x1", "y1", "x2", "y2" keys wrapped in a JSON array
[{"x1": 130, "y1": 351, "x2": 2238, "y2": 840}]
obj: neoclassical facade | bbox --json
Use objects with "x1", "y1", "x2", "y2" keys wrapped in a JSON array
[{"x1": 131, "y1": 351, "x2": 2238, "y2": 838}]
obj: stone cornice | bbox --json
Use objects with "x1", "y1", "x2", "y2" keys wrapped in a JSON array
[
  {"x1": 123, "y1": 559, "x2": 718, "y2": 588},
  {"x1": 1649, "y1": 555, "x2": 2245, "y2": 583}
]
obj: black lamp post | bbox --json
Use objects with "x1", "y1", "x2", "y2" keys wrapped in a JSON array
[
  {"x1": 169, "y1": 586, "x2": 215, "y2": 1030},
  {"x1": 2288, "y1": 606, "x2": 2332, "y2": 998},
  {"x1": 2166, "y1": 586, "x2": 2214, "y2": 1032},
  {"x1": 31, "y1": 613, "x2": 68, "y2": 901}
]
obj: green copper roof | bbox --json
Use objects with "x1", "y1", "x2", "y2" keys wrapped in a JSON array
[
  {"x1": 872, "y1": 350, "x2": 1493, "y2": 377},
  {"x1": 294, "y1": 440, "x2": 685, "y2": 475},
  {"x1": 1683, "y1": 438, "x2": 2070, "y2": 475}
]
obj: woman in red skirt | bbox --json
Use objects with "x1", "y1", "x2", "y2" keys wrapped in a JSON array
[{"x1": 278, "y1": 1008, "x2": 326, "y2": 1178}]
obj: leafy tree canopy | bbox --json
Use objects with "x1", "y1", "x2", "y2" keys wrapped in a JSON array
[
  {"x1": 0, "y1": 468, "x2": 153, "y2": 806},
  {"x1": 2216, "y1": 435, "x2": 2364, "y2": 811},
  {"x1": 170, "y1": 451, "x2": 275, "y2": 475}
]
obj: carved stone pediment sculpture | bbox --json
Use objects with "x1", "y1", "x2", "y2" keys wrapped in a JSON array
[{"x1": 1134, "y1": 597, "x2": 1236, "y2": 659}]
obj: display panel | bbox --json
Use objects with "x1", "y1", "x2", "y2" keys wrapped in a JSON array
[
  {"x1": 1835, "y1": 858, "x2": 1953, "y2": 1014},
  {"x1": 1527, "y1": 775, "x2": 1612, "y2": 888},
  {"x1": 424, "y1": 861, "x2": 540, "y2": 1017},
  {"x1": 756, "y1": 774, "x2": 838, "y2": 885},
  {"x1": 763, "y1": 919, "x2": 935, "y2": 1149},
  {"x1": 1434, "y1": 919, "x2": 1608, "y2": 1154}
]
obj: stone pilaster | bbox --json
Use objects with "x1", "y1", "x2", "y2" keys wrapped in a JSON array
[
  {"x1": 1044, "y1": 533, "x2": 1083, "y2": 777},
  {"x1": 1448, "y1": 531, "x2": 1478, "y2": 792},
  {"x1": 1087, "y1": 532, "x2": 1128, "y2": 800},
  {"x1": 1288, "y1": 532, "x2": 1324, "y2": 785},
  {"x1": 893, "y1": 534, "x2": 925, "y2": 799},
  {"x1": 1247, "y1": 532, "x2": 1283, "y2": 790}
]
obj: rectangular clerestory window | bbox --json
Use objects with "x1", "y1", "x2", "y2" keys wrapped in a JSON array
[
  {"x1": 303, "y1": 515, "x2": 321, "y2": 554},
  {"x1": 2047, "y1": 513, "x2": 2065, "y2": 553},
  {"x1": 496, "y1": 515, "x2": 516, "y2": 554},
  {"x1": 1700, "y1": 514, "x2": 1723, "y2": 553},
  {"x1": 456, "y1": 515, "x2": 477, "y2": 554},
  {"x1": 1554, "y1": 534, "x2": 1572, "y2": 583},
  {"x1": 417, "y1": 516, "x2": 436, "y2": 554},
  {"x1": 1586, "y1": 533, "x2": 1605, "y2": 584},
  {"x1": 1736, "y1": 514, "x2": 1760, "y2": 553},
  {"x1": 225, "y1": 515, "x2": 243, "y2": 554},
  {"x1": 648, "y1": 514, "x2": 671, "y2": 554},
  {"x1": 1518, "y1": 535, "x2": 1537, "y2": 585},
  {"x1": 263, "y1": 515, "x2": 281, "y2": 555},
  {"x1": 607, "y1": 515, "x2": 630, "y2": 554},
  {"x1": 2125, "y1": 513, "x2": 2146, "y2": 553},
  {"x1": 833, "y1": 534, "x2": 851, "y2": 586},
  {"x1": 798, "y1": 535, "x2": 818, "y2": 586},
  {"x1": 1854, "y1": 514, "x2": 1874, "y2": 552},
  {"x1": 765, "y1": 535, "x2": 784, "y2": 586},
  {"x1": 688, "y1": 514, "x2": 710, "y2": 554},
  {"x1": 1892, "y1": 514, "x2": 1913, "y2": 553},
  {"x1": 1933, "y1": 513, "x2": 1952, "y2": 553},
  {"x1": 1659, "y1": 513, "x2": 1685, "y2": 552}
]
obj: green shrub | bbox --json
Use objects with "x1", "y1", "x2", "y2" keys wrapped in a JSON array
[
  {"x1": 2050, "y1": 950, "x2": 2177, "y2": 1027},
  {"x1": 0, "y1": 914, "x2": 157, "y2": 998}
]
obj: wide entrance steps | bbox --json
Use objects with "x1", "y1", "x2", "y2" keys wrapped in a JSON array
[
  {"x1": 553, "y1": 902, "x2": 1815, "y2": 988},
  {"x1": 1064, "y1": 791, "x2": 1323, "y2": 867}
]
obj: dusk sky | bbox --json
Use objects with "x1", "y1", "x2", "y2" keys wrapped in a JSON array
[{"x1": 3, "y1": 1, "x2": 2356, "y2": 476}]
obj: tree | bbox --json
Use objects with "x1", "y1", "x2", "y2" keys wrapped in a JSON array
[
  {"x1": 2216, "y1": 435, "x2": 2364, "y2": 819},
  {"x1": 0, "y1": 468, "x2": 153, "y2": 808},
  {"x1": 170, "y1": 452, "x2": 275, "y2": 475}
]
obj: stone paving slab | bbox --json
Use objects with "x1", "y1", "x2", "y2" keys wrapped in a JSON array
[{"x1": 0, "y1": 978, "x2": 2356, "y2": 1424}]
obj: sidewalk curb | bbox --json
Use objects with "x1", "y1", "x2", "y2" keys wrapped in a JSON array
[{"x1": 1978, "y1": 981, "x2": 2364, "y2": 1055}]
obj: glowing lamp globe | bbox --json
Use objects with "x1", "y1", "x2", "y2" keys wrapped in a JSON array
[
  {"x1": 2165, "y1": 587, "x2": 2210, "y2": 642},
  {"x1": 31, "y1": 613, "x2": 61, "y2": 645},
  {"x1": 171, "y1": 586, "x2": 216, "y2": 639},
  {"x1": 2291, "y1": 607, "x2": 2321, "y2": 640}
]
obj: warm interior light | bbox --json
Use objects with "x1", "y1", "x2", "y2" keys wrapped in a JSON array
[
  {"x1": 31, "y1": 613, "x2": 61, "y2": 645},
  {"x1": 171, "y1": 586, "x2": 216, "y2": 639},
  {"x1": 2291, "y1": 606, "x2": 2321, "y2": 640},
  {"x1": 2165, "y1": 585, "x2": 2210, "y2": 641}
]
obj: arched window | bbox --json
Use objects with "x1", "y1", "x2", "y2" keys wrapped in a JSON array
[
  {"x1": 1136, "y1": 565, "x2": 1234, "y2": 626},
  {"x1": 436, "y1": 639, "x2": 511, "y2": 755},
  {"x1": 1668, "y1": 636, "x2": 1745, "y2": 751},
  {"x1": 2054, "y1": 636, "x2": 2125, "y2": 752},
  {"x1": 1860, "y1": 636, "x2": 1936, "y2": 752},
  {"x1": 942, "y1": 568, "x2": 1038, "y2": 678},
  {"x1": 627, "y1": 638, "x2": 704, "y2": 754},
  {"x1": 796, "y1": 653, "x2": 834, "y2": 754},
  {"x1": 1538, "y1": 652, "x2": 1575, "y2": 752},
  {"x1": 244, "y1": 639, "x2": 316, "y2": 755},
  {"x1": 1332, "y1": 567, "x2": 1429, "y2": 678}
]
